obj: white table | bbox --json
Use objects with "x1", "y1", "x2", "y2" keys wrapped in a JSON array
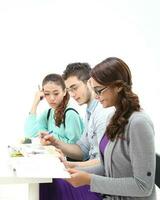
[
  {"x1": 0, "y1": 160, "x2": 52, "y2": 200},
  {"x1": 0, "y1": 144, "x2": 70, "y2": 200}
]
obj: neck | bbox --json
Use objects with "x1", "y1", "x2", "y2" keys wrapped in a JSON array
[{"x1": 86, "y1": 90, "x2": 96, "y2": 106}]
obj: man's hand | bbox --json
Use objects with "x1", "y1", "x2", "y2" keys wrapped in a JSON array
[
  {"x1": 65, "y1": 168, "x2": 91, "y2": 187},
  {"x1": 39, "y1": 132, "x2": 58, "y2": 146}
]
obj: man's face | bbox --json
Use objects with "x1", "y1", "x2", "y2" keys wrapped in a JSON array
[{"x1": 65, "y1": 76, "x2": 91, "y2": 105}]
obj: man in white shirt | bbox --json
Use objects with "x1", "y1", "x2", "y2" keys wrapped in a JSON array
[{"x1": 40, "y1": 62, "x2": 113, "y2": 166}]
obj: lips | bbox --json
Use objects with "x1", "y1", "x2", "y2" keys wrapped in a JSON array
[
  {"x1": 75, "y1": 98, "x2": 80, "y2": 101},
  {"x1": 50, "y1": 102, "x2": 56, "y2": 106}
]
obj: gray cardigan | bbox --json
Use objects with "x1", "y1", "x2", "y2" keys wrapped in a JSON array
[{"x1": 83, "y1": 111, "x2": 156, "y2": 200}]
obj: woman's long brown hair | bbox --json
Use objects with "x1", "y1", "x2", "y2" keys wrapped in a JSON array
[
  {"x1": 42, "y1": 74, "x2": 70, "y2": 127},
  {"x1": 91, "y1": 57, "x2": 140, "y2": 141}
]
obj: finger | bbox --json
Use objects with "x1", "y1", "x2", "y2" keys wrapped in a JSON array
[
  {"x1": 39, "y1": 133, "x2": 44, "y2": 138},
  {"x1": 39, "y1": 133, "x2": 47, "y2": 139},
  {"x1": 67, "y1": 168, "x2": 78, "y2": 174},
  {"x1": 40, "y1": 138, "x2": 47, "y2": 145},
  {"x1": 39, "y1": 131, "x2": 48, "y2": 137},
  {"x1": 38, "y1": 85, "x2": 41, "y2": 91},
  {"x1": 42, "y1": 140, "x2": 51, "y2": 145},
  {"x1": 43, "y1": 134, "x2": 52, "y2": 141},
  {"x1": 55, "y1": 148, "x2": 63, "y2": 156}
]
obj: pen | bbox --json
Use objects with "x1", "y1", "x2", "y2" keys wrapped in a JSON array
[
  {"x1": 48, "y1": 130, "x2": 53, "y2": 134},
  {"x1": 40, "y1": 131, "x2": 53, "y2": 139}
]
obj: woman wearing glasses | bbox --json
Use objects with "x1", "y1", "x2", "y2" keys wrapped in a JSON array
[
  {"x1": 24, "y1": 73, "x2": 84, "y2": 144},
  {"x1": 66, "y1": 57, "x2": 156, "y2": 200}
]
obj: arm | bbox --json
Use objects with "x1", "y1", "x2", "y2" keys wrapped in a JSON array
[
  {"x1": 65, "y1": 163, "x2": 104, "y2": 187},
  {"x1": 24, "y1": 110, "x2": 48, "y2": 138},
  {"x1": 64, "y1": 158, "x2": 100, "y2": 169},
  {"x1": 90, "y1": 114, "x2": 155, "y2": 197},
  {"x1": 29, "y1": 88, "x2": 44, "y2": 115},
  {"x1": 76, "y1": 159, "x2": 100, "y2": 168},
  {"x1": 41, "y1": 134, "x2": 84, "y2": 160},
  {"x1": 24, "y1": 89, "x2": 45, "y2": 138},
  {"x1": 75, "y1": 106, "x2": 114, "y2": 161},
  {"x1": 66, "y1": 113, "x2": 156, "y2": 198}
]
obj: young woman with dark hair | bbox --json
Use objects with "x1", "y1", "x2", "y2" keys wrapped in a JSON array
[
  {"x1": 66, "y1": 57, "x2": 156, "y2": 200},
  {"x1": 24, "y1": 73, "x2": 84, "y2": 144}
]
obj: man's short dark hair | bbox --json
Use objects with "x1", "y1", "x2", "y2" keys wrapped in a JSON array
[{"x1": 62, "y1": 62, "x2": 91, "y2": 82}]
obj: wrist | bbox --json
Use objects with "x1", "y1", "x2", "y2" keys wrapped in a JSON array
[
  {"x1": 30, "y1": 104, "x2": 39, "y2": 114},
  {"x1": 52, "y1": 138, "x2": 60, "y2": 148},
  {"x1": 86, "y1": 173, "x2": 91, "y2": 185},
  {"x1": 32, "y1": 101, "x2": 39, "y2": 108}
]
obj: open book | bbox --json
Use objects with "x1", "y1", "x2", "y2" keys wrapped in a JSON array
[{"x1": 8, "y1": 144, "x2": 70, "y2": 178}]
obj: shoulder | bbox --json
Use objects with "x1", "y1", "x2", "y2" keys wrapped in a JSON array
[
  {"x1": 45, "y1": 108, "x2": 53, "y2": 115},
  {"x1": 127, "y1": 111, "x2": 154, "y2": 137},
  {"x1": 64, "y1": 107, "x2": 79, "y2": 117},
  {"x1": 129, "y1": 111, "x2": 153, "y2": 127},
  {"x1": 39, "y1": 108, "x2": 54, "y2": 119}
]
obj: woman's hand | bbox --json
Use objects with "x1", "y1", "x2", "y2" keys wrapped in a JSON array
[
  {"x1": 33, "y1": 89, "x2": 44, "y2": 105},
  {"x1": 56, "y1": 149, "x2": 79, "y2": 168},
  {"x1": 61, "y1": 160, "x2": 80, "y2": 169},
  {"x1": 65, "y1": 161, "x2": 80, "y2": 169},
  {"x1": 65, "y1": 168, "x2": 91, "y2": 187},
  {"x1": 29, "y1": 88, "x2": 44, "y2": 115}
]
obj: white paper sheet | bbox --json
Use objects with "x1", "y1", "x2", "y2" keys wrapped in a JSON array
[{"x1": 8, "y1": 144, "x2": 70, "y2": 178}]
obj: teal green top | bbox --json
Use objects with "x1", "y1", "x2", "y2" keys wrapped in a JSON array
[{"x1": 24, "y1": 107, "x2": 84, "y2": 144}]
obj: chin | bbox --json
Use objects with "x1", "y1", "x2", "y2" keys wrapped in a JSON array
[
  {"x1": 50, "y1": 104, "x2": 57, "y2": 109},
  {"x1": 102, "y1": 104, "x2": 107, "y2": 108},
  {"x1": 78, "y1": 101, "x2": 85, "y2": 106},
  {"x1": 101, "y1": 102, "x2": 109, "y2": 108}
]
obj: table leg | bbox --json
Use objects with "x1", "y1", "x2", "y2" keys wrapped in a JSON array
[{"x1": 28, "y1": 183, "x2": 39, "y2": 200}]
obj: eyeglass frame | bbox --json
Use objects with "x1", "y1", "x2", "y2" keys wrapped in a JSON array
[
  {"x1": 93, "y1": 86, "x2": 109, "y2": 96},
  {"x1": 66, "y1": 82, "x2": 84, "y2": 93}
]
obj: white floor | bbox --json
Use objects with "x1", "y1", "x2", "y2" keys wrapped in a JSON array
[{"x1": 0, "y1": 185, "x2": 159, "y2": 200}]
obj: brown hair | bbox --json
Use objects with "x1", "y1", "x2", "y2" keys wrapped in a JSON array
[
  {"x1": 62, "y1": 62, "x2": 91, "y2": 83},
  {"x1": 42, "y1": 74, "x2": 70, "y2": 127},
  {"x1": 91, "y1": 57, "x2": 140, "y2": 141}
]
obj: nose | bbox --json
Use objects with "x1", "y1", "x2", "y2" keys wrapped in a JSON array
[
  {"x1": 95, "y1": 94, "x2": 100, "y2": 99},
  {"x1": 50, "y1": 94, "x2": 55, "y2": 100},
  {"x1": 68, "y1": 91, "x2": 76, "y2": 98}
]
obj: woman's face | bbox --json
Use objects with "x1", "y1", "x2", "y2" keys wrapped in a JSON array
[
  {"x1": 43, "y1": 81, "x2": 66, "y2": 109},
  {"x1": 90, "y1": 78, "x2": 118, "y2": 108}
]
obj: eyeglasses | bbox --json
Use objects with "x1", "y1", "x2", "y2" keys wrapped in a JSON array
[
  {"x1": 66, "y1": 82, "x2": 83, "y2": 93},
  {"x1": 93, "y1": 86, "x2": 109, "y2": 96}
]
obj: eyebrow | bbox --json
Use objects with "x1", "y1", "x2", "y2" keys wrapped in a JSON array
[
  {"x1": 67, "y1": 84, "x2": 77, "y2": 89},
  {"x1": 93, "y1": 86, "x2": 103, "y2": 89},
  {"x1": 43, "y1": 90, "x2": 59, "y2": 93}
]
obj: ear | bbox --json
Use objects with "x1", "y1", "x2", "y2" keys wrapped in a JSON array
[
  {"x1": 63, "y1": 88, "x2": 67, "y2": 96},
  {"x1": 87, "y1": 79, "x2": 93, "y2": 90},
  {"x1": 117, "y1": 87, "x2": 122, "y2": 93},
  {"x1": 114, "y1": 87, "x2": 122, "y2": 93}
]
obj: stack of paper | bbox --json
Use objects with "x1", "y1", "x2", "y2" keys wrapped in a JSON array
[
  {"x1": 8, "y1": 144, "x2": 70, "y2": 178},
  {"x1": 19, "y1": 144, "x2": 60, "y2": 157}
]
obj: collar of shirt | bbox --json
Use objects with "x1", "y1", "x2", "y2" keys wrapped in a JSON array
[{"x1": 86, "y1": 99, "x2": 98, "y2": 121}]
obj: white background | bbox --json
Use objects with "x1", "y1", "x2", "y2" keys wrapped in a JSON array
[{"x1": 0, "y1": 0, "x2": 160, "y2": 199}]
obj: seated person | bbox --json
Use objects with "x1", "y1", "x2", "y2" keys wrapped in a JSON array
[
  {"x1": 65, "y1": 57, "x2": 156, "y2": 200},
  {"x1": 40, "y1": 63, "x2": 113, "y2": 200},
  {"x1": 24, "y1": 73, "x2": 84, "y2": 144}
]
